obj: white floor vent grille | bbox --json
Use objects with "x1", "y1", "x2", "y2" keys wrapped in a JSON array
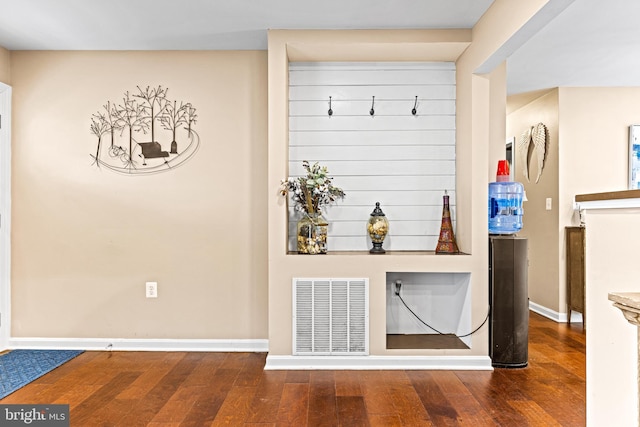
[{"x1": 293, "y1": 278, "x2": 369, "y2": 355}]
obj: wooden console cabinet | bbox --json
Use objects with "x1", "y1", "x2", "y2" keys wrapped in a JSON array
[{"x1": 566, "y1": 226, "x2": 585, "y2": 326}]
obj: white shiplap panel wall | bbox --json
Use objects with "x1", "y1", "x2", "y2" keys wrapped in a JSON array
[{"x1": 288, "y1": 62, "x2": 456, "y2": 252}]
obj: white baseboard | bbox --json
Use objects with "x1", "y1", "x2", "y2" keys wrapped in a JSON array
[
  {"x1": 7, "y1": 337, "x2": 269, "y2": 352},
  {"x1": 529, "y1": 301, "x2": 583, "y2": 323},
  {"x1": 264, "y1": 355, "x2": 493, "y2": 371},
  {"x1": 4, "y1": 305, "x2": 580, "y2": 356}
]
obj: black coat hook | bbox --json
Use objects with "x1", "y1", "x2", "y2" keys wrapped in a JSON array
[
  {"x1": 412, "y1": 96, "x2": 418, "y2": 116},
  {"x1": 328, "y1": 96, "x2": 333, "y2": 116},
  {"x1": 370, "y1": 96, "x2": 375, "y2": 116}
]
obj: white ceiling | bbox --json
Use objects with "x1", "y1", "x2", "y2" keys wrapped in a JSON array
[
  {"x1": 0, "y1": 0, "x2": 493, "y2": 50},
  {"x1": 1, "y1": 0, "x2": 639, "y2": 95},
  {"x1": 507, "y1": 0, "x2": 640, "y2": 95}
]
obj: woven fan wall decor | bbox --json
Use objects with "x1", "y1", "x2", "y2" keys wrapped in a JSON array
[{"x1": 518, "y1": 122, "x2": 547, "y2": 183}]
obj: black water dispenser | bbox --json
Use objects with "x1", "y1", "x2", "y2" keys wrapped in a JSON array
[{"x1": 489, "y1": 235, "x2": 529, "y2": 368}]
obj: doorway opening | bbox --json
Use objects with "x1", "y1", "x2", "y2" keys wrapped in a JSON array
[{"x1": 0, "y1": 82, "x2": 11, "y2": 350}]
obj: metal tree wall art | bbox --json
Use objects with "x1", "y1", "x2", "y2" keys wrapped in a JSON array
[{"x1": 89, "y1": 85, "x2": 199, "y2": 175}]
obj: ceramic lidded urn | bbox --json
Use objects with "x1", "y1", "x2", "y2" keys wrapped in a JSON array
[{"x1": 368, "y1": 202, "x2": 389, "y2": 254}]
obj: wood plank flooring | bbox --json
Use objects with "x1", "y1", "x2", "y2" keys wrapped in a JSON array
[{"x1": 1, "y1": 313, "x2": 585, "y2": 426}]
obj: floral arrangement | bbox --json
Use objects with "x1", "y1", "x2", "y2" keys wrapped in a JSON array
[{"x1": 280, "y1": 160, "x2": 345, "y2": 215}]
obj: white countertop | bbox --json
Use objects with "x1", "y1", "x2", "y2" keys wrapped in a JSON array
[{"x1": 575, "y1": 190, "x2": 640, "y2": 210}]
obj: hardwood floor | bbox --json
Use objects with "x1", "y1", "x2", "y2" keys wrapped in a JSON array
[{"x1": 1, "y1": 313, "x2": 585, "y2": 426}]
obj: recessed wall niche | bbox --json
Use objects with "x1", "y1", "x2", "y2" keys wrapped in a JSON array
[
  {"x1": 386, "y1": 272, "x2": 472, "y2": 349},
  {"x1": 287, "y1": 62, "x2": 457, "y2": 252}
]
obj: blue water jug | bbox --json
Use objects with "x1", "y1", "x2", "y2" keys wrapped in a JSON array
[{"x1": 488, "y1": 181, "x2": 524, "y2": 234}]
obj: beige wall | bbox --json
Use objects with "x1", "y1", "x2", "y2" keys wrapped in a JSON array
[
  {"x1": 489, "y1": 62, "x2": 507, "y2": 181},
  {"x1": 559, "y1": 88, "x2": 640, "y2": 323},
  {"x1": 6, "y1": 0, "x2": 563, "y2": 350},
  {"x1": 507, "y1": 89, "x2": 560, "y2": 312},
  {"x1": 559, "y1": 87, "x2": 640, "y2": 206},
  {"x1": 10, "y1": 51, "x2": 268, "y2": 339},
  {"x1": 507, "y1": 87, "x2": 640, "y2": 316},
  {"x1": 0, "y1": 46, "x2": 9, "y2": 84}
]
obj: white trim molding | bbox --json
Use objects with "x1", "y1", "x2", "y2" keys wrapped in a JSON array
[
  {"x1": 8, "y1": 337, "x2": 268, "y2": 353},
  {"x1": 0, "y1": 83, "x2": 11, "y2": 352},
  {"x1": 529, "y1": 301, "x2": 564, "y2": 322},
  {"x1": 529, "y1": 301, "x2": 583, "y2": 323},
  {"x1": 264, "y1": 355, "x2": 493, "y2": 370}
]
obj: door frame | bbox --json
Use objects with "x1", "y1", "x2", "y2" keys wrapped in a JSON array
[{"x1": 0, "y1": 82, "x2": 11, "y2": 350}]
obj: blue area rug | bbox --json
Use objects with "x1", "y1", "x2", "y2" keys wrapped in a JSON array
[{"x1": 0, "y1": 349, "x2": 84, "y2": 399}]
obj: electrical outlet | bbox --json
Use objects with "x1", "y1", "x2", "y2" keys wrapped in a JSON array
[
  {"x1": 146, "y1": 281, "x2": 158, "y2": 298},
  {"x1": 545, "y1": 197, "x2": 552, "y2": 210}
]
